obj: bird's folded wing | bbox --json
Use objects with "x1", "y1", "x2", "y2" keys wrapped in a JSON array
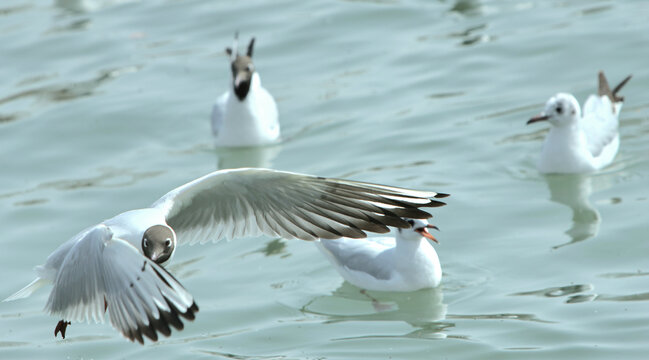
[
  {"x1": 45, "y1": 225, "x2": 198, "y2": 344},
  {"x1": 582, "y1": 95, "x2": 619, "y2": 157},
  {"x1": 151, "y1": 168, "x2": 447, "y2": 244},
  {"x1": 210, "y1": 94, "x2": 227, "y2": 137},
  {"x1": 316, "y1": 238, "x2": 393, "y2": 280}
]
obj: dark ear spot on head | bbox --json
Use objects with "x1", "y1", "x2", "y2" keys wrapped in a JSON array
[
  {"x1": 225, "y1": 47, "x2": 232, "y2": 56},
  {"x1": 247, "y1": 37, "x2": 255, "y2": 57}
]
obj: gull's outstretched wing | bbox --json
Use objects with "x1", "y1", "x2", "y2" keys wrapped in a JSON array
[
  {"x1": 151, "y1": 168, "x2": 448, "y2": 244},
  {"x1": 45, "y1": 225, "x2": 198, "y2": 344}
]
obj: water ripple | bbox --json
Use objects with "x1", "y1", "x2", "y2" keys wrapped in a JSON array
[
  {"x1": 447, "y1": 312, "x2": 554, "y2": 324},
  {"x1": 0, "y1": 65, "x2": 141, "y2": 123},
  {"x1": 0, "y1": 168, "x2": 164, "y2": 203},
  {"x1": 512, "y1": 284, "x2": 594, "y2": 298}
]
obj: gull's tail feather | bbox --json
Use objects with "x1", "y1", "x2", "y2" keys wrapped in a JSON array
[{"x1": 3, "y1": 278, "x2": 48, "y2": 302}]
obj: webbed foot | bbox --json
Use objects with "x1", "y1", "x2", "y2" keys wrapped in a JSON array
[{"x1": 54, "y1": 320, "x2": 71, "y2": 339}]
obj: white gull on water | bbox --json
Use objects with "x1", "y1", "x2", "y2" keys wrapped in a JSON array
[
  {"x1": 527, "y1": 71, "x2": 632, "y2": 174},
  {"x1": 4, "y1": 168, "x2": 447, "y2": 344},
  {"x1": 211, "y1": 33, "x2": 279, "y2": 147},
  {"x1": 315, "y1": 218, "x2": 442, "y2": 292}
]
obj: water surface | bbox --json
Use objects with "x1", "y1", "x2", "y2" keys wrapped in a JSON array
[{"x1": 1, "y1": 0, "x2": 649, "y2": 358}]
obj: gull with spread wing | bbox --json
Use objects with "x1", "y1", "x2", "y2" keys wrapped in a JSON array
[{"x1": 4, "y1": 168, "x2": 447, "y2": 344}]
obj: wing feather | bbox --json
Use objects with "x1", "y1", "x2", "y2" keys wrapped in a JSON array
[
  {"x1": 582, "y1": 95, "x2": 619, "y2": 157},
  {"x1": 316, "y1": 238, "x2": 393, "y2": 280},
  {"x1": 583, "y1": 72, "x2": 631, "y2": 157},
  {"x1": 152, "y1": 168, "x2": 446, "y2": 244},
  {"x1": 45, "y1": 225, "x2": 198, "y2": 344},
  {"x1": 297, "y1": 201, "x2": 388, "y2": 236}
]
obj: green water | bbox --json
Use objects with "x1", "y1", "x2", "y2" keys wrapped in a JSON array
[{"x1": 1, "y1": 0, "x2": 648, "y2": 358}]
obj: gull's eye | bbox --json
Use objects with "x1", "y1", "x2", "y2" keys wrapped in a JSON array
[
  {"x1": 556, "y1": 105, "x2": 563, "y2": 114},
  {"x1": 246, "y1": 64, "x2": 254, "y2": 72},
  {"x1": 143, "y1": 238, "x2": 149, "y2": 247},
  {"x1": 165, "y1": 239, "x2": 172, "y2": 248}
]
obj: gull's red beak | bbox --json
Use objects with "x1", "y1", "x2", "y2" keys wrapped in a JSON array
[
  {"x1": 527, "y1": 114, "x2": 549, "y2": 125},
  {"x1": 415, "y1": 224, "x2": 439, "y2": 243}
]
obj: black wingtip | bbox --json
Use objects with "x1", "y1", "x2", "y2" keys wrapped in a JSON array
[
  {"x1": 181, "y1": 302, "x2": 200, "y2": 321},
  {"x1": 128, "y1": 300, "x2": 199, "y2": 345},
  {"x1": 124, "y1": 265, "x2": 200, "y2": 345},
  {"x1": 598, "y1": 71, "x2": 611, "y2": 96},
  {"x1": 612, "y1": 74, "x2": 632, "y2": 102},
  {"x1": 428, "y1": 199, "x2": 447, "y2": 208},
  {"x1": 434, "y1": 193, "x2": 450, "y2": 199},
  {"x1": 599, "y1": 71, "x2": 632, "y2": 103}
]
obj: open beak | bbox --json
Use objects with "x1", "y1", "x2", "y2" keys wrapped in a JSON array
[
  {"x1": 415, "y1": 224, "x2": 439, "y2": 243},
  {"x1": 527, "y1": 114, "x2": 549, "y2": 125}
]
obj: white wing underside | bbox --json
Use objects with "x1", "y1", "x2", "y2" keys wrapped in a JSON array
[
  {"x1": 45, "y1": 225, "x2": 198, "y2": 343},
  {"x1": 581, "y1": 95, "x2": 621, "y2": 157},
  {"x1": 3, "y1": 278, "x2": 49, "y2": 302},
  {"x1": 151, "y1": 168, "x2": 446, "y2": 245}
]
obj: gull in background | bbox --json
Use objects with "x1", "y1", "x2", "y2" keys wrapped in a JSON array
[
  {"x1": 315, "y1": 218, "x2": 442, "y2": 292},
  {"x1": 211, "y1": 33, "x2": 279, "y2": 147},
  {"x1": 527, "y1": 71, "x2": 632, "y2": 174},
  {"x1": 4, "y1": 168, "x2": 448, "y2": 344}
]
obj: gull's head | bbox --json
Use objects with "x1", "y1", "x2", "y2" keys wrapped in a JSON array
[
  {"x1": 225, "y1": 33, "x2": 256, "y2": 102},
  {"x1": 527, "y1": 93, "x2": 581, "y2": 127},
  {"x1": 142, "y1": 224, "x2": 176, "y2": 265},
  {"x1": 397, "y1": 218, "x2": 439, "y2": 243}
]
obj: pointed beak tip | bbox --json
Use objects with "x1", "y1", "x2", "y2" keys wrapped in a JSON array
[
  {"x1": 527, "y1": 115, "x2": 549, "y2": 125},
  {"x1": 417, "y1": 228, "x2": 439, "y2": 243}
]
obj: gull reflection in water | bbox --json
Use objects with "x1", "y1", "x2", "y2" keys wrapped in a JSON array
[
  {"x1": 301, "y1": 282, "x2": 448, "y2": 339},
  {"x1": 544, "y1": 174, "x2": 601, "y2": 249},
  {"x1": 215, "y1": 143, "x2": 282, "y2": 170}
]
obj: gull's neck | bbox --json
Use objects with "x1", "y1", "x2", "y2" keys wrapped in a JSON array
[
  {"x1": 395, "y1": 234, "x2": 426, "y2": 255},
  {"x1": 394, "y1": 232, "x2": 441, "y2": 287},
  {"x1": 540, "y1": 120, "x2": 593, "y2": 173},
  {"x1": 546, "y1": 121, "x2": 584, "y2": 147}
]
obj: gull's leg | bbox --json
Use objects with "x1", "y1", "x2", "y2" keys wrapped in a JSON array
[
  {"x1": 360, "y1": 289, "x2": 393, "y2": 312},
  {"x1": 54, "y1": 320, "x2": 71, "y2": 339}
]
